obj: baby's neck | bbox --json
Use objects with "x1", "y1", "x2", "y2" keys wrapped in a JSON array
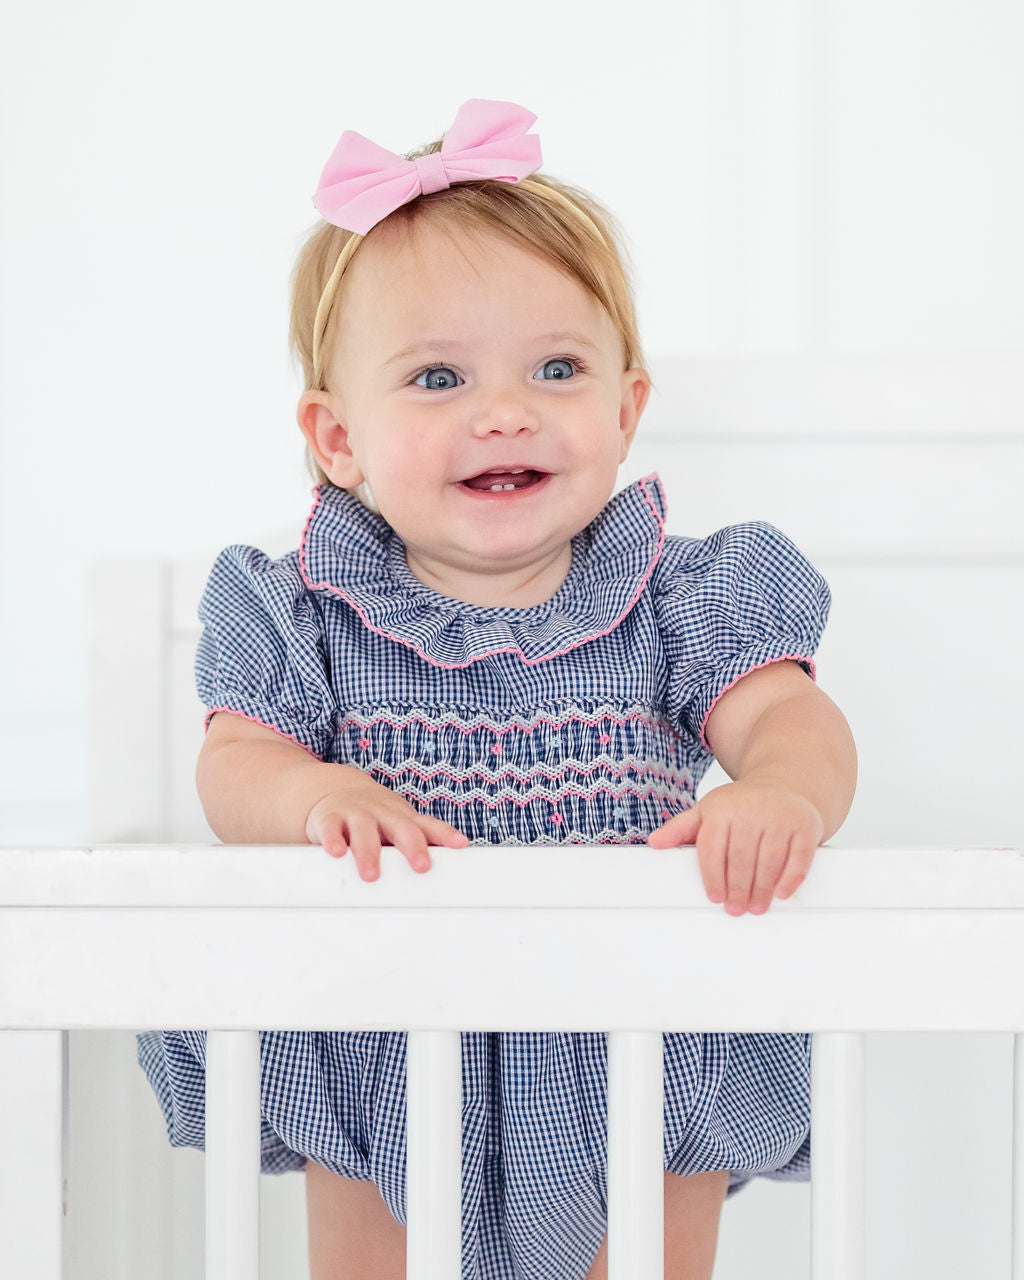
[{"x1": 403, "y1": 542, "x2": 574, "y2": 608}]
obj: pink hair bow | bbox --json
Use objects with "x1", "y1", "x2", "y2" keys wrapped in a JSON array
[{"x1": 312, "y1": 98, "x2": 543, "y2": 235}]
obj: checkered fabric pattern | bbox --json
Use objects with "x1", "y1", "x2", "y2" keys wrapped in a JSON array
[{"x1": 137, "y1": 472, "x2": 830, "y2": 1280}]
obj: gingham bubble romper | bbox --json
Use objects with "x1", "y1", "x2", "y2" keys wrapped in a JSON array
[{"x1": 137, "y1": 471, "x2": 832, "y2": 1280}]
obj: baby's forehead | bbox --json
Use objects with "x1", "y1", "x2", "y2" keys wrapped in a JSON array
[
  {"x1": 327, "y1": 216, "x2": 619, "y2": 377},
  {"x1": 344, "y1": 226, "x2": 602, "y2": 327},
  {"x1": 352, "y1": 217, "x2": 539, "y2": 284}
]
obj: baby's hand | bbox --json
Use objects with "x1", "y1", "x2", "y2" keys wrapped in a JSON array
[
  {"x1": 305, "y1": 771, "x2": 469, "y2": 882},
  {"x1": 646, "y1": 779, "x2": 824, "y2": 915}
]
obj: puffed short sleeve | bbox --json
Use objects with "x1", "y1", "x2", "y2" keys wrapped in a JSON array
[
  {"x1": 195, "y1": 545, "x2": 337, "y2": 759},
  {"x1": 655, "y1": 522, "x2": 831, "y2": 750}
]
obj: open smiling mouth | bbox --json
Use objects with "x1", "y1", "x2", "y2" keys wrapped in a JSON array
[{"x1": 457, "y1": 468, "x2": 551, "y2": 497}]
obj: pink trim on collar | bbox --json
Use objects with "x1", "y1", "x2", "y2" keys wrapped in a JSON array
[{"x1": 297, "y1": 474, "x2": 667, "y2": 669}]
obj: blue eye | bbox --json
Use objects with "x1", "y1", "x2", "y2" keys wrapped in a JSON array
[
  {"x1": 539, "y1": 357, "x2": 579, "y2": 381},
  {"x1": 410, "y1": 355, "x2": 586, "y2": 391},
  {"x1": 414, "y1": 365, "x2": 462, "y2": 391}
]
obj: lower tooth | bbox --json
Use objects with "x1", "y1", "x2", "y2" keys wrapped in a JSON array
[
  {"x1": 489, "y1": 483, "x2": 503, "y2": 492},
  {"x1": 502, "y1": 483, "x2": 516, "y2": 490}
]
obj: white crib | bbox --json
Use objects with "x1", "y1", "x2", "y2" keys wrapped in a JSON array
[
  {"x1": 3, "y1": 841, "x2": 1024, "y2": 1280},
  {"x1": 2, "y1": 354, "x2": 1022, "y2": 1278}
]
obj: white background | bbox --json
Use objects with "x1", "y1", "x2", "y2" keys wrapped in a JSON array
[{"x1": 1, "y1": 0, "x2": 1022, "y2": 1277}]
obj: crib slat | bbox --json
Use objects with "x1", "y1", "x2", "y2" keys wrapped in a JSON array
[
  {"x1": 205, "y1": 1030, "x2": 261, "y2": 1279},
  {"x1": 607, "y1": 1031, "x2": 664, "y2": 1278},
  {"x1": 810, "y1": 1031, "x2": 865, "y2": 1279},
  {"x1": 0, "y1": 1030, "x2": 67, "y2": 1279},
  {"x1": 1014, "y1": 1033, "x2": 1024, "y2": 1279},
  {"x1": 406, "y1": 1030, "x2": 462, "y2": 1279}
]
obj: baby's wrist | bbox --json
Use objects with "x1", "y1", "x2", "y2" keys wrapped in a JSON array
[{"x1": 733, "y1": 773, "x2": 825, "y2": 823}]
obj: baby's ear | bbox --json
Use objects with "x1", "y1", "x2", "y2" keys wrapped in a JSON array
[
  {"x1": 296, "y1": 391, "x2": 365, "y2": 488},
  {"x1": 618, "y1": 367, "x2": 651, "y2": 458}
]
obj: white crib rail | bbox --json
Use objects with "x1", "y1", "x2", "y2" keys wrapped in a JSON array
[
  {"x1": 206, "y1": 1031, "x2": 261, "y2": 1278},
  {"x1": 2, "y1": 843, "x2": 1023, "y2": 1280}
]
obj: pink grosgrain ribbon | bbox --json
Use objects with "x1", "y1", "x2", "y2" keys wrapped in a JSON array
[{"x1": 312, "y1": 98, "x2": 543, "y2": 235}]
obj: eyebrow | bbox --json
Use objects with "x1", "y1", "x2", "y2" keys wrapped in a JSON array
[{"x1": 382, "y1": 331, "x2": 600, "y2": 369}]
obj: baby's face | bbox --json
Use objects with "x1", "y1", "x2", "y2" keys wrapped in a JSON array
[{"x1": 299, "y1": 219, "x2": 650, "y2": 606}]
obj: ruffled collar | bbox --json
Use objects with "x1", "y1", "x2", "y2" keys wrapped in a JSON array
[{"x1": 298, "y1": 472, "x2": 667, "y2": 668}]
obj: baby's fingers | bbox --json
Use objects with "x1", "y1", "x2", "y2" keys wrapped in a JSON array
[
  {"x1": 393, "y1": 815, "x2": 470, "y2": 876},
  {"x1": 421, "y1": 816, "x2": 471, "y2": 849},
  {"x1": 344, "y1": 812, "x2": 383, "y2": 881},
  {"x1": 320, "y1": 807, "x2": 469, "y2": 881},
  {"x1": 317, "y1": 812, "x2": 349, "y2": 860},
  {"x1": 774, "y1": 836, "x2": 818, "y2": 901},
  {"x1": 694, "y1": 821, "x2": 730, "y2": 905},
  {"x1": 747, "y1": 833, "x2": 792, "y2": 914},
  {"x1": 379, "y1": 815, "x2": 434, "y2": 876}
]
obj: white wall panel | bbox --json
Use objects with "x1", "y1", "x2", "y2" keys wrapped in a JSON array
[
  {"x1": 828, "y1": 0, "x2": 1024, "y2": 350},
  {"x1": 704, "y1": 0, "x2": 807, "y2": 349},
  {"x1": 624, "y1": 440, "x2": 1024, "y2": 559},
  {"x1": 642, "y1": 353, "x2": 1024, "y2": 437}
]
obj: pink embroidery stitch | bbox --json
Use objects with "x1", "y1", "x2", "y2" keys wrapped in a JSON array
[
  {"x1": 392, "y1": 784, "x2": 688, "y2": 809},
  {"x1": 358, "y1": 737, "x2": 371, "y2": 749},
  {"x1": 367, "y1": 758, "x2": 695, "y2": 789},
  {"x1": 333, "y1": 707, "x2": 680, "y2": 740},
  {"x1": 298, "y1": 474, "x2": 667, "y2": 670}
]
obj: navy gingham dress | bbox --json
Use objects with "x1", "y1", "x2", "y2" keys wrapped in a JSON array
[{"x1": 137, "y1": 471, "x2": 831, "y2": 1280}]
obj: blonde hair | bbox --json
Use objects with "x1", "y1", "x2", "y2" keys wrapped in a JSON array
[{"x1": 288, "y1": 133, "x2": 656, "y2": 495}]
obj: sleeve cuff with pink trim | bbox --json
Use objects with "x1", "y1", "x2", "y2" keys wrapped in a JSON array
[
  {"x1": 201, "y1": 695, "x2": 331, "y2": 759},
  {"x1": 655, "y1": 521, "x2": 831, "y2": 752},
  {"x1": 692, "y1": 646, "x2": 818, "y2": 751},
  {"x1": 195, "y1": 544, "x2": 338, "y2": 761}
]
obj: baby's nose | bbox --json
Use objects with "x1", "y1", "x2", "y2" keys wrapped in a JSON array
[{"x1": 471, "y1": 403, "x2": 541, "y2": 436}]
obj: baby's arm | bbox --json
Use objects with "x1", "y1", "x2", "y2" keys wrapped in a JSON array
[
  {"x1": 648, "y1": 660, "x2": 857, "y2": 915},
  {"x1": 197, "y1": 712, "x2": 469, "y2": 880}
]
